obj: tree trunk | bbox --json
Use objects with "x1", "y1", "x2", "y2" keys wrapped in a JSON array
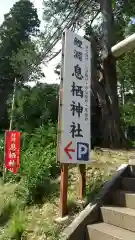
[
  {"x1": 89, "y1": 0, "x2": 128, "y2": 148},
  {"x1": 98, "y1": 0, "x2": 128, "y2": 148},
  {"x1": 101, "y1": 55, "x2": 127, "y2": 148}
]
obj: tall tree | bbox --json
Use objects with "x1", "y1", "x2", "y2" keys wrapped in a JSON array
[
  {"x1": 11, "y1": 41, "x2": 44, "y2": 84},
  {"x1": 0, "y1": 0, "x2": 40, "y2": 125},
  {"x1": 94, "y1": 0, "x2": 126, "y2": 147},
  {"x1": 42, "y1": 0, "x2": 135, "y2": 147}
]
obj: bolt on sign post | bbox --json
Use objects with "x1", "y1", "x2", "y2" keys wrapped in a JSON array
[
  {"x1": 4, "y1": 131, "x2": 21, "y2": 178},
  {"x1": 57, "y1": 28, "x2": 91, "y2": 218}
]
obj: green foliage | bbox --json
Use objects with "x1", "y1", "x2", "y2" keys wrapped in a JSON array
[
  {"x1": 86, "y1": 168, "x2": 111, "y2": 202},
  {"x1": 117, "y1": 47, "x2": 135, "y2": 138},
  {"x1": 42, "y1": 0, "x2": 135, "y2": 48},
  {"x1": 0, "y1": 184, "x2": 25, "y2": 239},
  {"x1": 11, "y1": 41, "x2": 44, "y2": 83},
  {"x1": 0, "y1": 0, "x2": 40, "y2": 79},
  {"x1": 8, "y1": 83, "x2": 59, "y2": 132},
  {"x1": 0, "y1": 0, "x2": 40, "y2": 41},
  {"x1": 113, "y1": 0, "x2": 135, "y2": 41},
  {"x1": 19, "y1": 144, "x2": 56, "y2": 204},
  {"x1": 117, "y1": 50, "x2": 135, "y2": 94},
  {"x1": 120, "y1": 101, "x2": 135, "y2": 128},
  {"x1": 0, "y1": 0, "x2": 40, "y2": 124},
  {"x1": 7, "y1": 210, "x2": 26, "y2": 239},
  {"x1": 0, "y1": 199, "x2": 15, "y2": 226},
  {"x1": 5, "y1": 125, "x2": 59, "y2": 204}
]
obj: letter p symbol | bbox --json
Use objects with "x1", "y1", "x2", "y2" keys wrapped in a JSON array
[{"x1": 77, "y1": 142, "x2": 89, "y2": 161}]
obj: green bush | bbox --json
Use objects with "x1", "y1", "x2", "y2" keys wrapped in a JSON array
[
  {"x1": 7, "y1": 210, "x2": 27, "y2": 239},
  {"x1": 14, "y1": 125, "x2": 59, "y2": 204},
  {"x1": 22, "y1": 143, "x2": 59, "y2": 204},
  {"x1": 21, "y1": 124, "x2": 57, "y2": 150},
  {"x1": 3, "y1": 125, "x2": 60, "y2": 204}
]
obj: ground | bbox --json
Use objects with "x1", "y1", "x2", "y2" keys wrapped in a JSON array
[{"x1": 0, "y1": 149, "x2": 132, "y2": 240}]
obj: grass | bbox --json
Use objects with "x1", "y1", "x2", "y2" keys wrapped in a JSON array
[{"x1": 0, "y1": 149, "x2": 131, "y2": 240}]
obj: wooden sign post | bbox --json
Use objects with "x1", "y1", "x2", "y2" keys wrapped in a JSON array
[
  {"x1": 57, "y1": 29, "x2": 91, "y2": 219},
  {"x1": 79, "y1": 165, "x2": 86, "y2": 200},
  {"x1": 60, "y1": 164, "x2": 68, "y2": 217}
]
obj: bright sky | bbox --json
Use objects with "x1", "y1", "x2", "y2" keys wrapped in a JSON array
[{"x1": 0, "y1": 0, "x2": 60, "y2": 85}]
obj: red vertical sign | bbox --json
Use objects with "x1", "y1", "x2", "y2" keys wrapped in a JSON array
[{"x1": 5, "y1": 131, "x2": 21, "y2": 174}]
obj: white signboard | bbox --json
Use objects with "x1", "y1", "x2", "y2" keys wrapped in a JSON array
[{"x1": 59, "y1": 29, "x2": 91, "y2": 164}]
